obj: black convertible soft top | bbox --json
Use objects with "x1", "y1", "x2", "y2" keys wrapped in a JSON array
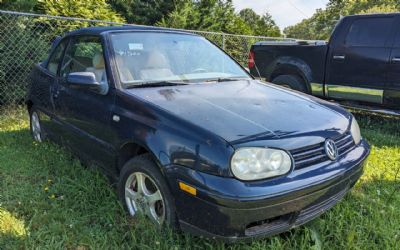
[
  {"x1": 48, "y1": 25, "x2": 197, "y2": 52},
  {"x1": 66, "y1": 25, "x2": 194, "y2": 36}
]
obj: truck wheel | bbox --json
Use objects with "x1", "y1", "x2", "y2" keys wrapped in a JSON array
[
  {"x1": 118, "y1": 154, "x2": 178, "y2": 229},
  {"x1": 272, "y1": 75, "x2": 307, "y2": 93}
]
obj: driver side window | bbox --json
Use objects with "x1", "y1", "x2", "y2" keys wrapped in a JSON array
[{"x1": 60, "y1": 36, "x2": 107, "y2": 84}]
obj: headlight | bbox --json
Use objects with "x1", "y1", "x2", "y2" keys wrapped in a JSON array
[
  {"x1": 231, "y1": 148, "x2": 292, "y2": 181},
  {"x1": 350, "y1": 117, "x2": 361, "y2": 145}
]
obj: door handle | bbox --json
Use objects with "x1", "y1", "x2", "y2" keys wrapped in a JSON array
[
  {"x1": 391, "y1": 57, "x2": 400, "y2": 63},
  {"x1": 333, "y1": 55, "x2": 346, "y2": 60}
]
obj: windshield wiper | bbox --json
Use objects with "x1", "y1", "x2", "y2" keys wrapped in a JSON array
[
  {"x1": 126, "y1": 80, "x2": 188, "y2": 88},
  {"x1": 204, "y1": 77, "x2": 249, "y2": 83}
]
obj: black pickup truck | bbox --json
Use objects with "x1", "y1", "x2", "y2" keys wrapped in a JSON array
[{"x1": 249, "y1": 13, "x2": 400, "y2": 114}]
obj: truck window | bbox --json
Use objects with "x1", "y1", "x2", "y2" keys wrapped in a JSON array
[{"x1": 345, "y1": 17, "x2": 393, "y2": 47}]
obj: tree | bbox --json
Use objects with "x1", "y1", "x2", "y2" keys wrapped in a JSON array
[
  {"x1": 33, "y1": 0, "x2": 125, "y2": 35},
  {"x1": 107, "y1": 0, "x2": 177, "y2": 25},
  {"x1": 157, "y1": 0, "x2": 282, "y2": 66},
  {"x1": 0, "y1": 9, "x2": 49, "y2": 104},
  {"x1": 239, "y1": 8, "x2": 281, "y2": 37},
  {"x1": 158, "y1": 1, "x2": 280, "y2": 36},
  {"x1": 0, "y1": 0, "x2": 37, "y2": 12},
  {"x1": 284, "y1": 0, "x2": 400, "y2": 40},
  {"x1": 36, "y1": 0, "x2": 124, "y2": 23},
  {"x1": 158, "y1": 0, "x2": 281, "y2": 66},
  {"x1": 343, "y1": 0, "x2": 399, "y2": 15},
  {"x1": 239, "y1": 8, "x2": 260, "y2": 27}
]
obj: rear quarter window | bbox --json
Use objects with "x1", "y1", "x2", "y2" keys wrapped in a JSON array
[{"x1": 345, "y1": 17, "x2": 394, "y2": 47}]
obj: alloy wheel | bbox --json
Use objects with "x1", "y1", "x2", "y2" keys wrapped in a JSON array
[
  {"x1": 124, "y1": 172, "x2": 165, "y2": 225},
  {"x1": 31, "y1": 111, "x2": 42, "y2": 142}
]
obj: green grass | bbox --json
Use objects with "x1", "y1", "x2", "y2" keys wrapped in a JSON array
[{"x1": 0, "y1": 108, "x2": 399, "y2": 249}]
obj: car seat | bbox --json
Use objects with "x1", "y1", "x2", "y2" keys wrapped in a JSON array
[
  {"x1": 139, "y1": 51, "x2": 174, "y2": 80},
  {"x1": 115, "y1": 54, "x2": 135, "y2": 83},
  {"x1": 86, "y1": 53, "x2": 107, "y2": 83}
]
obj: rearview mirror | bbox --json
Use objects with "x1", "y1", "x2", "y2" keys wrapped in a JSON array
[{"x1": 67, "y1": 72, "x2": 106, "y2": 94}]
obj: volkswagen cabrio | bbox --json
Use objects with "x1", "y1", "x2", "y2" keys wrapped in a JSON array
[{"x1": 26, "y1": 26, "x2": 370, "y2": 241}]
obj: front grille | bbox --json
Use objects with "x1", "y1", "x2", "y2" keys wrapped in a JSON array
[{"x1": 290, "y1": 132, "x2": 355, "y2": 169}]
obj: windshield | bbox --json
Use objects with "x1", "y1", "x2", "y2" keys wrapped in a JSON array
[{"x1": 110, "y1": 32, "x2": 251, "y2": 87}]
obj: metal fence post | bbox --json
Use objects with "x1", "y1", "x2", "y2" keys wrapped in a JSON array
[{"x1": 222, "y1": 33, "x2": 226, "y2": 50}]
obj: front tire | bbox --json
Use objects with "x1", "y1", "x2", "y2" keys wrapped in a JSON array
[
  {"x1": 272, "y1": 74, "x2": 308, "y2": 93},
  {"x1": 118, "y1": 154, "x2": 177, "y2": 228}
]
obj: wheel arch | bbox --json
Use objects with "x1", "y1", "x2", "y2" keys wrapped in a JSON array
[
  {"x1": 270, "y1": 57, "x2": 313, "y2": 93},
  {"x1": 116, "y1": 140, "x2": 168, "y2": 176}
]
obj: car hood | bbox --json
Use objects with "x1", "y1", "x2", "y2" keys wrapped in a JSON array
[{"x1": 126, "y1": 80, "x2": 351, "y2": 144}]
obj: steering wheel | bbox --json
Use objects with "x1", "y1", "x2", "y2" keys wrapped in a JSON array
[{"x1": 191, "y1": 68, "x2": 208, "y2": 73}]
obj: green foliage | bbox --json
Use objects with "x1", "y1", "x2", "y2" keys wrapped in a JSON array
[
  {"x1": 1, "y1": 0, "x2": 282, "y2": 38},
  {"x1": 239, "y1": 8, "x2": 281, "y2": 37},
  {"x1": 158, "y1": 1, "x2": 250, "y2": 65},
  {"x1": 0, "y1": 18, "x2": 49, "y2": 105},
  {"x1": 158, "y1": 0, "x2": 234, "y2": 33},
  {"x1": 74, "y1": 42, "x2": 102, "y2": 60},
  {"x1": 32, "y1": 0, "x2": 125, "y2": 37},
  {"x1": 36, "y1": 0, "x2": 125, "y2": 23},
  {"x1": 158, "y1": 0, "x2": 280, "y2": 36},
  {"x1": 0, "y1": 0, "x2": 126, "y2": 105},
  {"x1": 0, "y1": 0, "x2": 37, "y2": 12},
  {"x1": 0, "y1": 108, "x2": 399, "y2": 249},
  {"x1": 344, "y1": 0, "x2": 399, "y2": 14},
  {"x1": 284, "y1": 0, "x2": 400, "y2": 40},
  {"x1": 107, "y1": 0, "x2": 177, "y2": 25},
  {"x1": 157, "y1": 0, "x2": 281, "y2": 66}
]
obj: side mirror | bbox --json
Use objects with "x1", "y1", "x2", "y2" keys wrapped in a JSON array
[{"x1": 67, "y1": 72, "x2": 104, "y2": 93}]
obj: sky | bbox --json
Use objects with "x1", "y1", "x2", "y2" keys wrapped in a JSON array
[{"x1": 232, "y1": 0, "x2": 329, "y2": 30}]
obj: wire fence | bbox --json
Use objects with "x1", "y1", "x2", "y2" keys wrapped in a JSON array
[{"x1": 0, "y1": 10, "x2": 287, "y2": 107}]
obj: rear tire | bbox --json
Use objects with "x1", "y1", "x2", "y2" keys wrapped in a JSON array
[
  {"x1": 272, "y1": 74, "x2": 308, "y2": 93},
  {"x1": 118, "y1": 154, "x2": 177, "y2": 229},
  {"x1": 29, "y1": 107, "x2": 44, "y2": 142}
]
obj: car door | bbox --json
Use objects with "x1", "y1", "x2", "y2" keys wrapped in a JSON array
[
  {"x1": 325, "y1": 16, "x2": 396, "y2": 104},
  {"x1": 54, "y1": 35, "x2": 116, "y2": 168},
  {"x1": 33, "y1": 38, "x2": 69, "y2": 140},
  {"x1": 386, "y1": 17, "x2": 400, "y2": 108}
]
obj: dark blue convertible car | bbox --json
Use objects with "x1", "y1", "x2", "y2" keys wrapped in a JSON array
[{"x1": 26, "y1": 26, "x2": 370, "y2": 241}]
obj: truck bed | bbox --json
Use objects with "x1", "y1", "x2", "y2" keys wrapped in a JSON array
[{"x1": 251, "y1": 41, "x2": 328, "y2": 86}]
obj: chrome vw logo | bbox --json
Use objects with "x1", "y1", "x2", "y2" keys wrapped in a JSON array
[{"x1": 325, "y1": 139, "x2": 338, "y2": 161}]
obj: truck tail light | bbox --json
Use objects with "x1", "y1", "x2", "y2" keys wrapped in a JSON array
[{"x1": 248, "y1": 50, "x2": 255, "y2": 69}]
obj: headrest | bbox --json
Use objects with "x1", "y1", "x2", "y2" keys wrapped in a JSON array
[
  {"x1": 145, "y1": 51, "x2": 169, "y2": 68},
  {"x1": 93, "y1": 53, "x2": 105, "y2": 69}
]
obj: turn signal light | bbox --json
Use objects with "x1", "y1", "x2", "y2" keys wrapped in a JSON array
[{"x1": 179, "y1": 182, "x2": 197, "y2": 196}]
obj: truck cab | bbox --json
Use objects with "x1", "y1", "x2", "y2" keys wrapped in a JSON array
[{"x1": 249, "y1": 13, "x2": 400, "y2": 114}]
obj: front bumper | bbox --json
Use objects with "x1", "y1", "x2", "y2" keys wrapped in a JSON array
[{"x1": 165, "y1": 140, "x2": 370, "y2": 242}]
